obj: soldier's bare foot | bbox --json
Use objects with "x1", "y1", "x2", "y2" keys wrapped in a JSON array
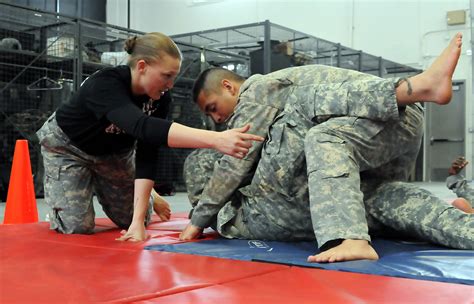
[
  {"x1": 451, "y1": 198, "x2": 474, "y2": 214},
  {"x1": 151, "y1": 189, "x2": 171, "y2": 221},
  {"x1": 307, "y1": 239, "x2": 379, "y2": 263},
  {"x1": 397, "y1": 33, "x2": 462, "y2": 105},
  {"x1": 448, "y1": 156, "x2": 468, "y2": 175}
]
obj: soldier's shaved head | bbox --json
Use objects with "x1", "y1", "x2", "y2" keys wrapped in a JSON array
[{"x1": 192, "y1": 67, "x2": 245, "y2": 103}]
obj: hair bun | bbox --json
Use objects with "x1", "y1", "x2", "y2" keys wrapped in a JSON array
[{"x1": 124, "y1": 36, "x2": 138, "y2": 54}]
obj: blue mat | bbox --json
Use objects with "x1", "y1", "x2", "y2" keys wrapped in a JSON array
[{"x1": 145, "y1": 238, "x2": 474, "y2": 285}]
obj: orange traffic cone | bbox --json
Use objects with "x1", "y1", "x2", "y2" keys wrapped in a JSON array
[{"x1": 3, "y1": 139, "x2": 38, "y2": 224}]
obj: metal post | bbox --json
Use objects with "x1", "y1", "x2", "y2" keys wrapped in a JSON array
[
  {"x1": 263, "y1": 20, "x2": 271, "y2": 74},
  {"x1": 77, "y1": 0, "x2": 82, "y2": 18},
  {"x1": 127, "y1": 0, "x2": 130, "y2": 29},
  {"x1": 378, "y1": 56, "x2": 383, "y2": 77},
  {"x1": 336, "y1": 43, "x2": 341, "y2": 67},
  {"x1": 74, "y1": 21, "x2": 83, "y2": 91},
  {"x1": 200, "y1": 48, "x2": 207, "y2": 72}
]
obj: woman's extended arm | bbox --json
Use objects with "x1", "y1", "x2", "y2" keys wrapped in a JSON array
[{"x1": 167, "y1": 123, "x2": 264, "y2": 159}]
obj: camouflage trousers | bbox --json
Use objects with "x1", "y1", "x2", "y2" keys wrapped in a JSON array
[
  {"x1": 36, "y1": 114, "x2": 152, "y2": 234},
  {"x1": 219, "y1": 103, "x2": 421, "y2": 242},
  {"x1": 362, "y1": 181, "x2": 473, "y2": 249}
]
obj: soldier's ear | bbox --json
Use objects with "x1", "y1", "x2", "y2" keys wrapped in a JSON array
[{"x1": 221, "y1": 79, "x2": 237, "y2": 95}]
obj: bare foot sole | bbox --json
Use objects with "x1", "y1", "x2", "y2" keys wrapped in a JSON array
[
  {"x1": 407, "y1": 33, "x2": 462, "y2": 105},
  {"x1": 307, "y1": 239, "x2": 379, "y2": 263},
  {"x1": 451, "y1": 198, "x2": 474, "y2": 214},
  {"x1": 152, "y1": 190, "x2": 171, "y2": 221}
]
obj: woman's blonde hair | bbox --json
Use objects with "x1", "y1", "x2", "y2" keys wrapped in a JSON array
[{"x1": 123, "y1": 32, "x2": 182, "y2": 67}]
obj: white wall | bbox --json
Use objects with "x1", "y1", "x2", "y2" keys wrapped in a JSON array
[{"x1": 107, "y1": 0, "x2": 473, "y2": 179}]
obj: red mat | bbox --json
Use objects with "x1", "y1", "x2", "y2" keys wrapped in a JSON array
[
  {"x1": 1, "y1": 215, "x2": 473, "y2": 303},
  {"x1": 144, "y1": 267, "x2": 474, "y2": 304}
]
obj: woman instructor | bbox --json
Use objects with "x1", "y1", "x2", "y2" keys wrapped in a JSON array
[{"x1": 36, "y1": 32, "x2": 262, "y2": 241}]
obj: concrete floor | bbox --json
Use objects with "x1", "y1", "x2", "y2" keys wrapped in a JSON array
[{"x1": 0, "y1": 181, "x2": 467, "y2": 223}]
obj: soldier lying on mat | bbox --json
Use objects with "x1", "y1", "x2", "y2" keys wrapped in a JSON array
[{"x1": 180, "y1": 33, "x2": 474, "y2": 263}]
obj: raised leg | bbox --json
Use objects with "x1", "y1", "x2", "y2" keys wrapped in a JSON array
[{"x1": 396, "y1": 33, "x2": 463, "y2": 105}]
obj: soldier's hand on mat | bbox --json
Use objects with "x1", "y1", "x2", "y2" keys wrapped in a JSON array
[
  {"x1": 152, "y1": 193, "x2": 171, "y2": 221},
  {"x1": 215, "y1": 124, "x2": 264, "y2": 159},
  {"x1": 179, "y1": 223, "x2": 203, "y2": 240},
  {"x1": 116, "y1": 222, "x2": 149, "y2": 242}
]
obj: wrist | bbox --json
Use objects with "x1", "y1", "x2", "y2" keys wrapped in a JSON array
[
  {"x1": 129, "y1": 218, "x2": 145, "y2": 228},
  {"x1": 208, "y1": 131, "x2": 219, "y2": 150},
  {"x1": 131, "y1": 212, "x2": 146, "y2": 224}
]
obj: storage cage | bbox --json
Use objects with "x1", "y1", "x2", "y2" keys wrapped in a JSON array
[
  {"x1": 0, "y1": 2, "x2": 249, "y2": 199},
  {"x1": 172, "y1": 20, "x2": 421, "y2": 78}
]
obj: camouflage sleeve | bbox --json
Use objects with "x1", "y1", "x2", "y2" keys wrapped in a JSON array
[
  {"x1": 183, "y1": 149, "x2": 221, "y2": 208},
  {"x1": 446, "y1": 174, "x2": 474, "y2": 201},
  {"x1": 190, "y1": 98, "x2": 280, "y2": 228}
]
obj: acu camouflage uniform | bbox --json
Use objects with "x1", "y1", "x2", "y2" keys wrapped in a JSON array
[
  {"x1": 36, "y1": 114, "x2": 153, "y2": 234},
  {"x1": 446, "y1": 174, "x2": 474, "y2": 202},
  {"x1": 187, "y1": 64, "x2": 474, "y2": 250}
]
